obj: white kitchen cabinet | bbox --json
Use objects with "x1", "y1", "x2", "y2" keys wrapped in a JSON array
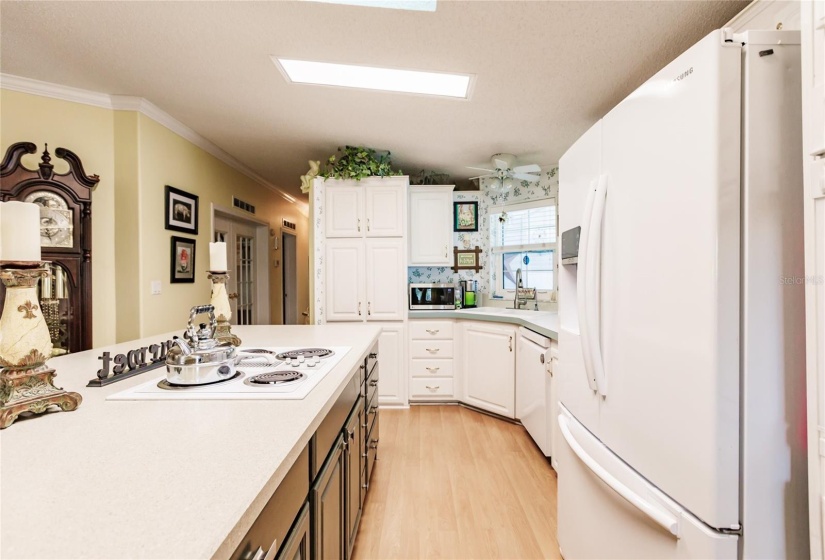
[
  {"x1": 461, "y1": 321, "x2": 516, "y2": 418},
  {"x1": 409, "y1": 319, "x2": 455, "y2": 401},
  {"x1": 376, "y1": 323, "x2": 406, "y2": 407},
  {"x1": 325, "y1": 239, "x2": 365, "y2": 322},
  {"x1": 409, "y1": 185, "x2": 454, "y2": 265},
  {"x1": 325, "y1": 179, "x2": 405, "y2": 239},
  {"x1": 326, "y1": 238, "x2": 405, "y2": 323},
  {"x1": 365, "y1": 239, "x2": 406, "y2": 321},
  {"x1": 325, "y1": 186, "x2": 363, "y2": 238},
  {"x1": 365, "y1": 185, "x2": 405, "y2": 237}
]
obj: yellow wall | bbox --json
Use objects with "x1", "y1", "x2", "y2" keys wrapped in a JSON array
[
  {"x1": 135, "y1": 114, "x2": 309, "y2": 336},
  {"x1": 0, "y1": 89, "x2": 309, "y2": 345},
  {"x1": 0, "y1": 89, "x2": 117, "y2": 347}
]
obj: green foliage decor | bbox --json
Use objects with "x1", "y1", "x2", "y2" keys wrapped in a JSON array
[{"x1": 321, "y1": 145, "x2": 403, "y2": 181}]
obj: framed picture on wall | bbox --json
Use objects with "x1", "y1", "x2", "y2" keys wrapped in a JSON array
[
  {"x1": 165, "y1": 185, "x2": 199, "y2": 234},
  {"x1": 453, "y1": 201, "x2": 478, "y2": 232},
  {"x1": 170, "y1": 236, "x2": 196, "y2": 283}
]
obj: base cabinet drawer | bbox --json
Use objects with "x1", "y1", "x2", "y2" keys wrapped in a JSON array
[
  {"x1": 277, "y1": 502, "x2": 310, "y2": 560},
  {"x1": 409, "y1": 359, "x2": 454, "y2": 378},
  {"x1": 410, "y1": 377, "x2": 455, "y2": 399},
  {"x1": 410, "y1": 339, "x2": 454, "y2": 359},
  {"x1": 409, "y1": 321, "x2": 454, "y2": 340}
]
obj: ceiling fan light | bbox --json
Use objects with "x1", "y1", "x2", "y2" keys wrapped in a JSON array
[{"x1": 502, "y1": 177, "x2": 514, "y2": 191}]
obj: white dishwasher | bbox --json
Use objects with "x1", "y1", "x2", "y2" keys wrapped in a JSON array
[{"x1": 516, "y1": 327, "x2": 554, "y2": 457}]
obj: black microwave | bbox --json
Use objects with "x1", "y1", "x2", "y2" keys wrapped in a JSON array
[{"x1": 409, "y1": 283, "x2": 456, "y2": 310}]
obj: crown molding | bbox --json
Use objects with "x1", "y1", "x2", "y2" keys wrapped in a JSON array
[{"x1": 0, "y1": 73, "x2": 306, "y2": 213}]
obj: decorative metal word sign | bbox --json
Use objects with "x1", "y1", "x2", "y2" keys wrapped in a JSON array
[{"x1": 87, "y1": 339, "x2": 176, "y2": 387}]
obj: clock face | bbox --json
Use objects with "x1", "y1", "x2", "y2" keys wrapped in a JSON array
[{"x1": 24, "y1": 191, "x2": 74, "y2": 248}]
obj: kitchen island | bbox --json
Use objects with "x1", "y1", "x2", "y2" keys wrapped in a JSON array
[{"x1": 0, "y1": 324, "x2": 381, "y2": 560}]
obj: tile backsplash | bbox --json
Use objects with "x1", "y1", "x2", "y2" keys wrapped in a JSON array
[{"x1": 408, "y1": 166, "x2": 559, "y2": 298}]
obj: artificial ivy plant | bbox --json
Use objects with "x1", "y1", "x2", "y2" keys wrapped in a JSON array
[{"x1": 321, "y1": 146, "x2": 403, "y2": 181}]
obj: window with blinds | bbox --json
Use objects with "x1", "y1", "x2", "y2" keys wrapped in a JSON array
[{"x1": 489, "y1": 199, "x2": 557, "y2": 293}]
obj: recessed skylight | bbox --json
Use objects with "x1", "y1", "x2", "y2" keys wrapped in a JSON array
[
  {"x1": 303, "y1": 0, "x2": 436, "y2": 12},
  {"x1": 274, "y1": 58, "x2": 472, "y2": 99}
]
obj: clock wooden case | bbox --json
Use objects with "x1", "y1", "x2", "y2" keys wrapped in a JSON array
[{"x1": 0, "y1": 142, "x2": 100, "y2": 354}]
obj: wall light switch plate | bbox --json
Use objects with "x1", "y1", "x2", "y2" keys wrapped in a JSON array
[{"x1": 150, "y1": 280, "x2": 162, "y2": 295}]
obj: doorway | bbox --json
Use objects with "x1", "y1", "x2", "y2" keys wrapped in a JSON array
[
  {"x1": 213, "y1": 210, "x2": 270, "y2": 325},
  {"x1": 282, "y1": 230, "x2": 298, "y2": 324}
]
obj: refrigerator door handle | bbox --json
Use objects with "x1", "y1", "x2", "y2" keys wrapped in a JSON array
[
  {"x1": 558, "y1": 413, "x2": 681, "y2": 538},
  {"x1": 577, "y1": 178, "x2": 599, "y2": 392},
  {"x1": 586, "y1": 174, "x2": 609, "y2": 396}
]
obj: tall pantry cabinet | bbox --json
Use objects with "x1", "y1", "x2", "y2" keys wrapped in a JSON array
[{"x1": 312, "y1": 176, "x2": 408, "y2": 407}]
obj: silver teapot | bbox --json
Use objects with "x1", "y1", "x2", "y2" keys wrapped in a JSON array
[{"x1": 166, "y1": 304, "x2": 267, "y2": 385}]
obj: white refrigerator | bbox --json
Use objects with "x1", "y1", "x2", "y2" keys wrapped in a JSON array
[{"x1": 557, "y1": 29, "x2": 809, "y2": 559}]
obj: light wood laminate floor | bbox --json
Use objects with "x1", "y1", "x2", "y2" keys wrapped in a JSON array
[{"x1": 352, "y1": 405, "x2": 561, "y2": 560}]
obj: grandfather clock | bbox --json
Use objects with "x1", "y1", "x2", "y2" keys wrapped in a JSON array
[{"x1": 0, "y1": 142, "x2": 100, "y2": 354}]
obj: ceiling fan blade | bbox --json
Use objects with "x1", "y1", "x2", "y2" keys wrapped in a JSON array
[
  {"x1": 512, "y1": 173, "x2": 541, "y2": 182},
  {"x1": 513, "y1": 163, "x2": 541, "y2": 173},
  {"x1": 466, "y1": 166, "x2": 495, "y2": 172}
]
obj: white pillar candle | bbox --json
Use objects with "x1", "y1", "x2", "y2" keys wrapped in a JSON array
[
  {"x1": 1, "y1": 201, "x2": 41, "y2": 262},
  {"x1": 209, "y1": 241, "x2": 227, "y2": 272}
]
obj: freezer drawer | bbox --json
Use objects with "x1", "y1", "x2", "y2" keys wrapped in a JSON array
[{"x1": 557, "y1": 405, "x2": 738, "y2": 560}]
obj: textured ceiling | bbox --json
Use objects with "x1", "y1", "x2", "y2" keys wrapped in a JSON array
[{"x1": 0, "y1": 0, "x2": 749, "y2": 196}]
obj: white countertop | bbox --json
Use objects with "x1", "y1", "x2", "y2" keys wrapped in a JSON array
[
  {"x1": 0, "y1": 324, "x2": 381, "y2": 560},
  {"x1": 408, "y1": 307, "x2": 559, "y2": 339}
]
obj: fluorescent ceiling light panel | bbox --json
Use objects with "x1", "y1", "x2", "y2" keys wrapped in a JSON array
[
  {"x1": 303, "y1": 0, "x2": 436, "y2": 11},
  {"x1": 275, "y1": 59, "x2": 471, "y2": 99}
]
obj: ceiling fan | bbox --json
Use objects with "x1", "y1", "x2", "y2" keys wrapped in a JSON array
[{"x1": 467, "y1": 153, "x2": 542, "y2": 191}]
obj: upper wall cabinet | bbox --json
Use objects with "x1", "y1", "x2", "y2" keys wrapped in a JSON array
[
  {"x1": 409, "y1": 185, "x2": 454, "y2": 266},
  {"x1": 325, "y1": 186, "x2": 363, "y2": 238},
  {"x1": 325, "y1": 178, "x2": 406, "y2": 238}
]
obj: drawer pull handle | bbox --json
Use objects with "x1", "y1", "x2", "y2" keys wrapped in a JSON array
[
  {"x1": 370, "y1": 441, "x2": 378, "y2": 449},
  {"x1": 358, "y1": 302, "x2": 362, "y2": 316},
  {"x1": 426, "y1": 385, "x2": 441, "y2": 390},
  {"x1": 426, "y1": 348, "x2": 439, "y2": 353},
  {"x1": 370, "y1": 379, "x2": 378, "y2": 387},
  {"x1": 426, "y1": 329, "x2": 440, "y2": 334},
  {"x1": 368, "y1": 301, "x2": 371, "y2": 316},
  {"x1": 358, "y1": 218, "x2": 361, "y2": 232},
  {"x1": 426, "y1": 366, "x2": 440, "y2": 372},
  {"x1": 370, "y1": 405, "x2": 378, "y2": 413},
  {"x1": 367, "y1": 218, "x2": 371, "y2": 231}
]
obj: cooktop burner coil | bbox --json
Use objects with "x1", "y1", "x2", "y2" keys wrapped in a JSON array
[
  {"x1": 275, "y1": 348, "x2": 334, "y2": 361},
  {"x1": 247, "y1": 371, "x2": 306, "y2": 385}
]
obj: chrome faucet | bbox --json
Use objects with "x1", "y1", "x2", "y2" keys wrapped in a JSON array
[{"x1": 514, "y1": 268, "x2": 527, "y2": 309}]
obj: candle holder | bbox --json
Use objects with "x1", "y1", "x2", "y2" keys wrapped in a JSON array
[
  {"x1": 207, "y1": 271, "x2": 241, "y2": 347},
  {"x1": 0, "y1": 262, "x2": 81, "y2": 429}
]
